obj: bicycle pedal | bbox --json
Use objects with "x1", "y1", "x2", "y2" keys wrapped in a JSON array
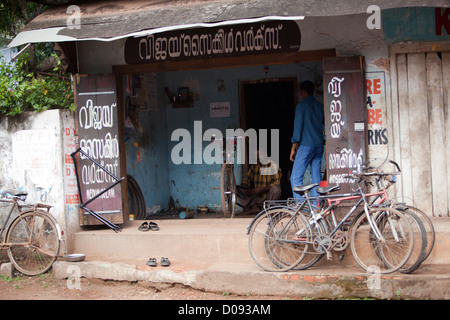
[
  {"x1": 326, "y1": 251, "x2": 332, "y2": 261},
  {"x1": 338, "y1": 253, "x2": 345, "y2": 262}
]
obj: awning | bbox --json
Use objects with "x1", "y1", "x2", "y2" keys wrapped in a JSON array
[{"x1": 9, "y1": 0, "x2": 450, "y2": 48}]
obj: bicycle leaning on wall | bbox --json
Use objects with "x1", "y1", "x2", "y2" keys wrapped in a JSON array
[{"x1": 0, "y1": 189, "x2": 61, "y2": 276}]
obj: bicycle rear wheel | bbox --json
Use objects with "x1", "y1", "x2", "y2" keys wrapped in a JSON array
[
  {"x1": 221, "y1": 164, "x2": 236, "y2": 218},
  {"x1": 248, "y1": 207, "x2": 311, "y2": 271},
  {"x1": 350, "y1": 207, "x2": 414, "y2": 274},
  {"x1": 399, "y1": 209, "x2": 427, "y2": 274},
  {"x1": 397, "y1": 204, "x2": 435, "y2": 261},
  {"x1": 291, "y1": 211, "x2": 328, "y2": 270},
  {"x1": 6, "y1": 210, "x2": 60, "y2": 276}
]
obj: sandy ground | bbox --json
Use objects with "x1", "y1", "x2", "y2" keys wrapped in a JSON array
[{"x1": 0, "y1": 271, "x2": 299, "y2": 300}]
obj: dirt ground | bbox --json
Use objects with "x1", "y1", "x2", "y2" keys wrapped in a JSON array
[{"x1": 0, "y1": 271, "x2": 300, "y2": 300}]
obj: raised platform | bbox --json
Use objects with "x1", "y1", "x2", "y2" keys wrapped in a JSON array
[{"x1": 72, "y1": 215, "x2": 450, "y2": 268}]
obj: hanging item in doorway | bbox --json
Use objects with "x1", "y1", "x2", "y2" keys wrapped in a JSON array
[
  {"x1": 125, "y1": 96, "x2": 143, "y2": 133},
  {"x1": 131, "y1": 74, "x2": 157, "y2": 111}
]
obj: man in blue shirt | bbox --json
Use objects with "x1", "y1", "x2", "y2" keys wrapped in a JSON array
[{"x1": 290, "y1": 81, "x2": 324, "y2": 200}]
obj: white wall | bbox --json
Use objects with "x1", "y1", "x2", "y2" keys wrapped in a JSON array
[{"x1": 0, "y1": 109, "x2": 79, "y2": 255}]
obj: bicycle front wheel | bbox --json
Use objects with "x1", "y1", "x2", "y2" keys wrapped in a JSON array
[
  {"x1": 248, "y1": 207, "x2": 311, "y2": 272},
  {"x1": 221, "y1": 164, "x2": 236, "y2": 218},
  {"x1": 350, "y1": 207, "x2": 414, "y2": 274},
  {"x1": 6, "y1": 210, "x2": 60, "y2": 276}
]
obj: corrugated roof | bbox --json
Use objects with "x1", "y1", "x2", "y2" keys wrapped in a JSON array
[{"x1": 9, "y1": 0, "x2": 450, "y2": 47}]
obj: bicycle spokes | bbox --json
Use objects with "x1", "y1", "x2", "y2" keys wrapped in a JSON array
[{"x1": 6, "y1": 211, "x2": 60, "y2": 276}]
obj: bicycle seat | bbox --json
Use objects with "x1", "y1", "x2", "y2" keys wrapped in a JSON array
[
  {"x1": 316, "y1": 185, "x2": 341, "y2": 195},
  {"x1": 2, "y1": 189, "x2": 28, "y2": 197},
  {"x1": 293, "y1": 183, "x2": 318, "y2": 195}
]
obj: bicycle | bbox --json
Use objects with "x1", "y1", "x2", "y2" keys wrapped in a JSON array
[
  {"x1": 302, "y1": 162, "x2": 430, "y2": 274},
  {"x1": 212, "y1": 135, "x2": 246, "y2": 218},
  {"x1": 0, "y1": 189, "x2": 61, "y2": 276},
  {"x1": 352, "y1": 160, "x2": 434, "y2": 273},
  {"x1": 247, "y1": 165, "x2": 419, "y2": 274}
]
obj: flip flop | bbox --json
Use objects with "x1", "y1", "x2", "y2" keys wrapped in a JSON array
[
  {"x1": 146, "y1": 258, "x2": 157, "y2": 267},
  {"x1": 138, "y1": 222, "x2": 149, "y2": 231},
  {"x1": 161, "y1": 257, "x2": 170, "y2": 267},
  {"x1": 149, "y1": 221, "x2": 159, "y2": 231},
  {"x1": 138, "y1": 222, "x2": 150, "y2": 231}
]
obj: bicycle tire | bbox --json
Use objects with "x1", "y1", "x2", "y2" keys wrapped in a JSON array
[
  {"x1": 6, "y1": 210, "x2": 60, "y2": 276},
  {"x1": 396, "y1": 204, "x2": 435, "y2": 262},
  {"x1": 221, "y1": 164, "x2": 236, "y2": 218},
  {"x1": 248, "y1": 207, "x2": 312, "y2": 272},
  {"x1": 350, "y1": 207, "x2": 414, "y2": 274},
  {"x1": 398, "y1": 209, "x2": 427, "y2": 274},
  {"x1": 127, "y1": 175, "x2": 146, "y2": 220}
]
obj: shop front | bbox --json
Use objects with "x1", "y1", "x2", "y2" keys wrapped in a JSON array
[{"x1": 8, "y1": 1, "x2": 450, "y2": 240}]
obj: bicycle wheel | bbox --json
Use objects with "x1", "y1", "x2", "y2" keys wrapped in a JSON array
[
  {"x1": 399, "y1": 209, "x2": 427, "y2": 274},
  {"x1": 6, "y1": 210, "x2": 60, "y2": 276},
  {"x1": 221, "y1": 164, "x2": 236, "y2": 218},
  {"x1": 397, "y1": 204, "x2": 435, "y2": 261},
  {"x1": 291, "y1": 218, "x2": 328, "y2": 270},
  {"x1": 350, "y1": 207, "x2": 414, "y2": 274},
  {"x1": 248, "y1": 207, "x2": 311, "y2": 271}
]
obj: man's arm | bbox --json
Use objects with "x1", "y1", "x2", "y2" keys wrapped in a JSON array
[
  {"x1": 290, "y1": 142, "x2": 298, "y2": 162},
  {"x1": 290, "y1": 103, "x2": 303, "y2": 161}
]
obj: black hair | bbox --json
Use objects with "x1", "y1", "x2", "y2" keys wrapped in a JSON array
[{"x1": 300, "y1": 81, "x2": 315, "y2": 96}]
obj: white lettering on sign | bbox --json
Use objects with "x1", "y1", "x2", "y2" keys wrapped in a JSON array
[
  {"x1": 137, "y1": 24, "x2": 285, "y2": 62},
  {"x1": 327, "y1": 77, "x2": 345, "y2": 139},
  {"x1": 78, "y1": 99, "x2": 116, "y2": 130}
]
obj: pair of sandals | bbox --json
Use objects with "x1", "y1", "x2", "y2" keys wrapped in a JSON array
[
  {"x1": 146, "y1": 257, "x2": 170, "y2": 267},
  {"x1": 138, "y1": 221, "x2": 159, "y2": 231}
]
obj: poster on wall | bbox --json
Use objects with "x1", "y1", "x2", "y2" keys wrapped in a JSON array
[
  {"x1": 12, "y1": 130, "x2": 55, "y2": 170},
  {"x1": 63, "y1": 125, "x2": 79, "y2": 206},
  {"x1": 210, "y1": 101, "x2": 231, "y2": 118},
  {"x1": 126, "y1": 73, "x2": 157, "y2": 111},
  {"x1": 366, "y1": 71, "x2": 388, "y2": 149},
  {"x1": 366, "y1": 71, "x2": 389, "y2": 166}
]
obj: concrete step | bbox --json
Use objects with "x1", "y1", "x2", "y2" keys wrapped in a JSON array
[
  {"x1": 73, "y1": 216, "x2": 254, "y2": 265},
  {"x1": 72, "y1": 215, "x2": 450, "y2": 268}
]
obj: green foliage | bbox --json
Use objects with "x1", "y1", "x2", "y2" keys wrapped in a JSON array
[
  {"x1": 0, "y1": 51, "x2": 74, "y2": 116},
  {"x1": 0, "y1": 0, "x2": 46, "y2": 37}
]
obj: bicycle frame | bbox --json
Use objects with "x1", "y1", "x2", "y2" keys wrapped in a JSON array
[
  {"x1": 0, "y1": 196, "x2": 61, "y2": 248},
  {"x1": 250, "y1": 180, "x2": 389, "y2": 246},
  {"x1": 314, "y1": 188, "x2": 390, "y2": 239},
  {"x1": 0, "y1": 196, "x2": 24, "y2": 242}
]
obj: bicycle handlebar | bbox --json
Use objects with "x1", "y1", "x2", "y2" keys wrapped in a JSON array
[{"x1": 344, "y1": 159, "x2": 401, "y2": 182}]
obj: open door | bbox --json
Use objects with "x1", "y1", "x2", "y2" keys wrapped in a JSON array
[
  {"x1": 323, "y1": 56, "x2": 367, "y2": 195},
  {"x1": 74, "y1": 74, "x2": 124, "y2": 227}
]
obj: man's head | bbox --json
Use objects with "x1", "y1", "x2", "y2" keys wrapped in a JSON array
[
  {"x1": 300, "y1": 80, "x2": 315, "y2": 98},
  {"x1": 255, "y1": 149, "x2": 268, "y2": 165}
]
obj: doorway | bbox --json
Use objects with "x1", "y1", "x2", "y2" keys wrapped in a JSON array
[{"x1": 240, "y1": 78, "x2": 298, "y2": 199}]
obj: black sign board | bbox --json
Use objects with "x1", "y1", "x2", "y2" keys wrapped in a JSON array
[
  {"x1": 125, "y1": 20, "x2": 301, "y2": 64},
  {"x1": 323, "y1": 56, "x2": 367, "y2": 194},
  {"x1": 75, "y1": 74, "x2": 123, "y2": 226}
]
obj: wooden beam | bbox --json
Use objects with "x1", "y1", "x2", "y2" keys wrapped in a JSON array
[{"x1": 113, "y1": 49, "x2": 336, "y2": 74}]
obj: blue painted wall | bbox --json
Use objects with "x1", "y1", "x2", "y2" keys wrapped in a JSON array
[
  {"x1": 382, "y1": 7, "x2": 450, "y2": 43},
  {"x1": 124, "y1": 74, "x2": 170, "y2": 212},
  {"x1": 125, "y1": 62, "x2": 323, "y2": 212}
]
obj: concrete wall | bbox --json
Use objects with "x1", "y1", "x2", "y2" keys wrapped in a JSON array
[{"x1": 0, "y1": 109, "x2": 79, "y2": 255}]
